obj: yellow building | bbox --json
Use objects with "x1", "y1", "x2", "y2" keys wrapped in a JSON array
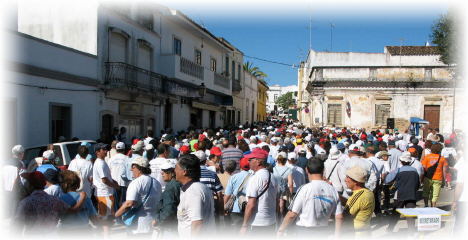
[{"x1": 257, "y1": 79, "x2": 269, "y2": 121}]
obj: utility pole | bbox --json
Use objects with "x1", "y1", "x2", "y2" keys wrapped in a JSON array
[{"x1": 330, "y1": 22, "x2": 335, "y2": 51}]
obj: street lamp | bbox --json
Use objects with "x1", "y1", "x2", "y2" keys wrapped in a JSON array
[{"x1": 198, "y1": 83, "x2": 207, "y2": 98}]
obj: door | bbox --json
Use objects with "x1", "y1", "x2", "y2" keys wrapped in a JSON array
[{"x1": 423, "y1": 105, "x2": 440, "y2": 138}]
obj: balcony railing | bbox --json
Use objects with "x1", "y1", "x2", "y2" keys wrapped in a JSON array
[
  {"x1": 180, "y1": 57, "x2": 204, "y2": 80},
  {"x1": 104, "y1": 62, "x2": 163, "y2": 93},
  {"x1": 232, "y1": 79, "x2": 242, "y2": 92},
  {"x1": 214, "y1": 72, "x2": 230, "y2": 89}
]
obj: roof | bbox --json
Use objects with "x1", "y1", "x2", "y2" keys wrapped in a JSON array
[{"x1": 385, "y1": 46, "x2": 440, "y2": 56}]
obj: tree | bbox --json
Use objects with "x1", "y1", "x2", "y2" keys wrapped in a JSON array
[
  {"x1": 431, "y1": 13, "x2": 456, "y2": 65},
  {"x1": 243, "y1": 61, "x2": 268, "y2": 79},
  {"x1": 275, "y1": 92, "x2": 295, "y2": 111}
]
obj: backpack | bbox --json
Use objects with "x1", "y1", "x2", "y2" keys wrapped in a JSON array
[{"x1": 274, "y1": 166, "x2": 290, "y2": 196}]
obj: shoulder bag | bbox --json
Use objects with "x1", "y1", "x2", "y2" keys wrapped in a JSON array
[
  {"x1": 122, "y1": 178, "x2": 153, "y2": 226},
  {"x1": 224, "y1": 173, "x2": 251, "y2": 213},
  {"x1": 424, "y1": 154, "x2": 441, "y2": 180}
]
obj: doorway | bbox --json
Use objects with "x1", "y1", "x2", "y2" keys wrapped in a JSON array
[{"x1": 423, "y1": 105, "x2": 440, "y2": 138}]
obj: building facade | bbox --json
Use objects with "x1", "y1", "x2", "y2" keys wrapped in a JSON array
[
  {"x1": 9, "y1": 1, "x2": 246, "y2": 148},
  {"x1": 266, "y1": 84, "x2": 298, "y2": 115},
  {"x1": 243, "y1": 71, "x2": 258, "y2": 124},
  {"x1": 257, "y1": 79, "x2": 269, "y2": 121},
  {"x1": 298, "y1": 47, "x2": 462, "y2": 135}
]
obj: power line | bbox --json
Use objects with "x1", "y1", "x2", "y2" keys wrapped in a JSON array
[
  {"x1": 11, "y1": 82, "x2": 101, "y2": 92},
  {"x1": 243, "y1": 54, "x2": 296, "y2": 68}
]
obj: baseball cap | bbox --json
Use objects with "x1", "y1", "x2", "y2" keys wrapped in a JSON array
[
  {"x1": 116, "y1": 142, "x2": 125, "y2": 150},
  {"x1": 287, "y1": 152, "x2": 297, "y2": 160},
  {"x1": 131, "y1": 156, "x2": 149, "y2": 168},
  {"x1": 145, "y1": 144, "x2": 154, "y2": 151},
  {"x1": 193, "y1": 150, "x2": 207, "y2": 162},
  {"x1": 348, "y1": 144, "x2": 360, "y2": 153},
  {"x1": 296, "y1": 139, "x2": 303, "y2": 144},
  {"x1": 329, "y1": 147, "x2": 341, "y2": 160},
  {"x1": 179, "y1": 145, "x2": 190, "y2": 154},
  {"x1": 337, "y1": 143, "x2": 346, "y2": 150},
  {"x1": 163, "y1": 134, "x2": 175, "y2": 142},
  {"x1": 42, "y1": 150, "x2": 55, "y2": 160},
  {"x1": 131, "y1": 141, "x2": 144, "y2": 151},
  {"x1": 346, "y1": 166, "x2": 368, "y2": 183},
  {"x1": 278, "y1": 151, "x2": 287, "y2": 159},
  {"x1": 161, "y1": 159, "x2": 177, "y2": 171},
  {"x1": 210, "y1": 147, "x2": 222, "y2": 156},
  {"x1": 239, "y1": 157, "x2": 250, "y2": 171},
  {"x1": 244, "y1": 148, "x2": 268, "y2": 160},
  {"x1": 399, "y1": 152, "x2": 412, "y2": 162},
  {"x1": 94, "y1": 143, "x2": 109, "y2": 152},
  {"x1": 43, "y1": 168, "x2": 59, "y2": 184},
  {"x1": 376, "y1": 151, "x2": 391, "y2": 158}
]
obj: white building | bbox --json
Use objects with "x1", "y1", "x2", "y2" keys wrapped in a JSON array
[
  {"x1": 298, "y1": 47, "x2": 462, "y2": 135},
  {"x1": 266, "y1": 84, "x2": 298, "y2": 114},
  {"x1": 9, "y1": 1, "x2": 245, "y2": 148}
]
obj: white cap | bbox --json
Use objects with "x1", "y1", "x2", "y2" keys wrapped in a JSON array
[
  {"x1": 250, "y1": 136, "x2": 257, "y2": 141},
  {"x1": 193, "y1": 150, "x2": 207, "y2": 162},
  {"x1": 287, "y1": 152, "x2": 297, "y2": 160},
  {"x1": 161, "y1": 159, "x2": 177, "y2": 170},
  {"x1": 257, "y1": 142, "x2": 268, "y2": 148},
  {"x1": 132, "y1": 141, "x2": 144, "y2": 151},
  {"x1": 116, "y1": 142, "x2": 125, "y2": 150},
  {"x1": 399, "y1": 151, "x2": 412, "y2": 163},
  {"x1": 145, "y1": 144, "x2": 154, "y2": 151},
  {"x1": 132, "y1": 156, "x2": 149, "y2": 168},
  {"x1": 12, "y1": 145, "x2": 24, "y2": 158},
  {"x1": 42, "y1": 150, "x2": 55, "y2": 160},
  {"x1": 278, "y1": 152, "x2": 287, "y2": 159}
]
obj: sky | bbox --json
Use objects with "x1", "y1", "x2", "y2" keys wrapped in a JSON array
[{"x1": 155, "y1": 0, "x2": 454, "y2": 87}]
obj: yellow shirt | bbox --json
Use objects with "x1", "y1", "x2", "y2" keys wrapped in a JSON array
[{"x1": 346, "y1": 188, "x2": 375, "y2": 230}]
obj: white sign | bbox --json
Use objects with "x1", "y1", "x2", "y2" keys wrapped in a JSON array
[{"x1": 417, "y1": 214, "x2": 441, "y2": 231}]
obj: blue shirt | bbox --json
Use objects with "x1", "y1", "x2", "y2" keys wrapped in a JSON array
[
  {"x1": 267, "y1": 155, "x2": 276, "y2": 167},
  {"x1": 60, "y1": 192, "x2": 97, "y2": 228},
  {"x1": 36, "y1": 164, "x2": 58, "y2": 174},
  {"x1": 225, "y1": 170, "x2": 250, "y2": 213}
]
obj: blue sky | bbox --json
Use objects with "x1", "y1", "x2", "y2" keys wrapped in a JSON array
[{"x1": 157, "y1": 0, "x2": 450, "y2": 86}]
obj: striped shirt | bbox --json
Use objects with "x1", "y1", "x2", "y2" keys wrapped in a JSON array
[
  {"x1": 200, "y1": 166, "x2": 223, "y2": 193},
  {"x1": 221, "y1": 147, "x2": 243, "y2": 171}
]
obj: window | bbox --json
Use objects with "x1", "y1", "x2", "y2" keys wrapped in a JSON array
[
  {"x1": 195, "y1": 49, "x2": 202, "y2": 65},
  {"x1": 425, "y1": 68, "x2": 432, "y2": 80},
  {"x1": 50, "y1": 104, "x2": 71, "y2": 143},
  {"x1": 369, "y1": 68, "x2": 377, "y2": 79},
  {"x1": 375, "y1": 104, "x2": 391, "y2": 126},
  {"x1": 173, "y1": 38, "x2": 181, "y2": 56},
  {"x1": 274, "y1": 94, "x2": 278, "y2": 101},
  {"x1": 327, "y1": 104, "x2": 342, "y2": 125},
  {"x1": 231, "y1": 61, "x2": 235, "y2": 81},
  {"x1": 210, "y1": 58, "x2": 217, "y2": 72},
  {"x1": 225, "y1": 56, "x2": 229, "y2": 74},
  {"x1": 237, "y1": 64, "x2": 241, "y2": 80},
  {"x1": 315, "y1": 69, "x2": 323, "y2": 80}
]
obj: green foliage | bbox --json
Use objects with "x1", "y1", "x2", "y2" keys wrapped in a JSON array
[
  {"x1": 243, "y1": 61, "x2": 268, "y2": 79},
  {"x1": 275, "y1": 92, "x2": 295, "y2": 110},
  {"x1": 431, "y1": 13, "x2": 456, "y2": 65}
]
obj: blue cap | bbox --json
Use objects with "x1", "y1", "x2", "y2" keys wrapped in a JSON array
[{"x1": 337, "y1": 143, "x2": 346, "y2": 149}]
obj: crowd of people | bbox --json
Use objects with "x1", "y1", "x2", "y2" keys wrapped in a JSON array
[{"x1": 2, "y1": 120, "x2": 467, "y2": 239}]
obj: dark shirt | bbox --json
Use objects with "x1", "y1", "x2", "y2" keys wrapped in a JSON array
[
  {"x1": 155, "y1": 179, "x2": 181, "y2": 227},
  {"x1": 385, "y1": 166, "x2": 420, "y2": 201},
  {"x1": 296, "y1": 156, "x2": 308, "y2": 169}
]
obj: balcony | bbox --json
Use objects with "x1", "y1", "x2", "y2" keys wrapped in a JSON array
[
  {"x1": 231, "y1": 79, "x2": 242, "y2": 92},
  {"x1": 180, "y1": 57, "x2": 204, "y2": 80},
  {"x1": 214, "y1": 72, "x2": 230, "y2": 89},
  {"x1": 104, "y1": 62, "x2": 164, "y2": 93}
]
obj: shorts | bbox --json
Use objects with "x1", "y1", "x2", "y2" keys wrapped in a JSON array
[
  {"x1": 422, "y1": 178, "x2": 443, "y2": 202},
  {"x1": 96, "y1": 195, "x2": 115, "y2": 220}
]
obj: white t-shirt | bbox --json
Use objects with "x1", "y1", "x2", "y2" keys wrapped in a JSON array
[
  {"x1": 108, "y1": 153, "x2": 129, "y2": 187},
  {"x1": 149, "y1": 157, "x2": 168, "y2": 191},
  {"x1": 126, "y1": 175, "x2": 162, "y2": 234},
  {"x1": 290, "y1": 180, "x2": 343, "y2": 227},
  {"x1": 2, "y1": 165, "x2": 18, "y2": 191},
  {"x1": 245, "y1": 168, "x2": 278, "y2": 226},
  {"x1": 269, "y1": 145, "x2": 280, "y2": 160},
  {"x1": 44, "y1": 184, "x2": 63, "y2": 197},
  {"x1": 177, "y1": 182, "x2": 215, "y2": 238},
  {"x1": 92, "y1": 158, "x2": 114, "y2": 197},
  {"x1": 396, "y1": 140, "x2": 408, "y2": 152},
  {"x1": 68, "y1": 157, "x2": 93, "y2": 197},
  {"x1": 455, "y1": 159, "x2": 468, "y2": 202},
  {"x1": 324, "y1": 159, "x2": 344, "y2": 193},
  {"x1": 441, "y1": 147, "x2": 457, "y2": 159},
  {"x1": 367, "y1": 156, "x2": 384, "y2": 180}
]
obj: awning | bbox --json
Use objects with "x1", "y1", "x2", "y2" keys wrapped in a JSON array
[
  {"x1": 192, "y1": 101, "x2": 221, "y2": 112},
  {"x1": 410, "y1": 117, "x2": 429, "y2": 124}
]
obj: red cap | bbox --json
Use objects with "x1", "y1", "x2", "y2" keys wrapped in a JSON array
[
  {"x1": 240, "y1": 157, "x2": 250, "y2": 171},
  {"x1": 179, "y1": 145, "x2": 190, "y2": 154},
  {"x1": 360, "y1": 135, "x2": 367, "y2": 140},
  {"x1": 244, "y1": 148, "x2": 269, "y2": 160},
  {"x1": 198, "y1": 134, "x2": 206, "y2": 141},
  {"x1": 378, "y1": 132, "x2": 383, "y2": 136},
  {"x1": 193, "y1": 143, "x2": 199, "y2": 151},
  {"x1": 210, "y1": 147, "x2": 222, "y2": 156},
  {"x1": 445, "y1": 139, "x2": 452, "y2": 145},
  {"x1": 237, "y1": 135, "x2": 244, "y2": 140},
  {"x1": 133, "y1": 139, "x2": 141, "y2": 145},
  {"x1": 378, "y1": 137, "x2": 383, "y2": 142}
]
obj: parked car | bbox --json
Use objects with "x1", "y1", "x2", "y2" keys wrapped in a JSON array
[{"x1": 24, "y1": 140, "x2": 97, "y2": 171}]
